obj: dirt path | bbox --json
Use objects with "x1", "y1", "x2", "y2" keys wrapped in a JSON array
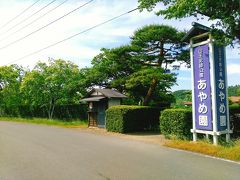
[{"x1": 77, "y1": 127, "x2": 168, "y2": 145}]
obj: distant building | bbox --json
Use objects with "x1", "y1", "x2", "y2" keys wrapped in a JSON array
[
  {"x1": 229, "y1": 96, "x2": 240, "y2": 104},
  {"x1": 80, "y1": 88, "x2": 127, "y2": 128},
  {"x1": 183, "y1": 102, "x2": 192, "y2": 107}
]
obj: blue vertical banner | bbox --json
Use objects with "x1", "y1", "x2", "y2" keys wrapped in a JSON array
[
  {"x1": 214, "y1": 46, "x2": 228, "y2": 131},
  {"x1": 193, "y1": 44, "x2": 213, "y2": 131}
]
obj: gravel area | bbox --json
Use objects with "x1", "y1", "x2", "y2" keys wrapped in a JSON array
[{"x1": 78, "y1": 127, "x2": 168, "y2": 146}]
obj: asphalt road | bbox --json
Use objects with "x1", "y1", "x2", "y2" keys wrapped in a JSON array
[{"x1": 0, "y1": 122, "x2": 240, "y2": 180}]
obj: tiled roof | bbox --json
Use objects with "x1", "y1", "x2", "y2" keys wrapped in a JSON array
[
  {"x1": 95, "y1": 88, "x2": 127, "y2": 98},
  {"x1": 80, "y1": 96, "x2": 105, "y2": 102},
  {"x1": 183, "y1": 102, "x2": 192, "y2": 106},
  {"x1": 182, "y1": 22, "x2": 210, "y2": 42},
  {"x1": 229, "y1": 96, "x2": 240, "y2": 103}
]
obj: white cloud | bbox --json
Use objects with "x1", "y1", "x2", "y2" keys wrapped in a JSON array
[
  {"x1": 227, "y1": 64, "x2": 240, "y2": 74},
  {"x1": 0, "y1": 0, "x2": 239, "y2": 90},
  {"x1": 0, "y1": 0, "x2": 151, "y2": 67},
  {"x1": 0, "y1": 0, "x2": 220, "y2": 67},
  {"x1": 226, "y1": 47, "x2": 240, "y2": 60},
  {"x1": 177, "y1": 77, "x2": 191, "y2": 81}
]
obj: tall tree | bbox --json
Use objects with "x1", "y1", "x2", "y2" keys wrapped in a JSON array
[
  {"x1": 0, "y1": 65, "x2": 25, "y2": 107},
  {"x1": 130, "y1": 24, "x2": 188, "y2": 105},
  {"x1": 21, "y1": 59, "x2": 85, "y2": 119},
  {"x1": 84, "y1": 45, "x2": 141, "y2": 92},
  {"x1": 86, "y1": 25, "x2": 186, "y2": 106},
  {"x1": 125, "y1": 67, "x2": 176, "y2": 106},
  {"x1": 138, "y1": 0, "x2": 240, "y2": 45}
]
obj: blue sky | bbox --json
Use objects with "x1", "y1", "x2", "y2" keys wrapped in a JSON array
[
  {"x1": 0, "y1": 0, "x2": 239, "y2": 91},
  {"x1": 174, "y1": 47, "x2": 240, "y2": 91}
]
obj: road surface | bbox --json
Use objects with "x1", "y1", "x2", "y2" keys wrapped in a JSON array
[{"x1": 0, "y1": 121, "x2": 240, "y2": 180}]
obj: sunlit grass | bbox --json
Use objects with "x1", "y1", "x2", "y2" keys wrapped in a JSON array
[
  {"x1": 0, "y1": 117, "x2": 88, "y2": 128},
  {"x1": 165, "y1": 139, "x2": 240, "y2": 162}
]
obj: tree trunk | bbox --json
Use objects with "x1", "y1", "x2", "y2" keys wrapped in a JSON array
[
  {"x1": 47, "y1": 109, "x2": 51, "y2": 119},
  {"x1": 47, "y1": 104, "x2": 52, "y2": 119},
  {"x1": 143, "y1": 78, "x2": 158, "y2": 106},
  {"x1": 50, "y1": 103, "x2": 55, "y2": 120},
  {"x1": 143, "y1": 41, "x2": 164, "y2": 106},
  {"x1": 48, "y1": 98, "x2": 55, "y2": 119}
]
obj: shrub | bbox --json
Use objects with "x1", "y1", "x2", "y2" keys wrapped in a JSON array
[
  {"x1": 229, "y1": 104, "x2": 240, "y2": 137},
  {"x1": 229, "y1": 104, "x2": 240, "y2": 111},
  {"x1": 106, "y1": 105, "x2": 160, "y2": 133},
  {"x1": 0, "y1": 104, "x2": 87, "y2": 120},
  {"x1": 160, "y1": 109, "x2": 192, "y2": 139},
  {"x1": 160, "y1": 106, "x2": 240, "y2": 139}
]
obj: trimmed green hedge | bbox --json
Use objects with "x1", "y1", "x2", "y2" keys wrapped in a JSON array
[
  {"x1": 229, "y1": 104, "x2": 240, "y2": 137},
  {"x1": 160, "y1": 109, "x2": 192, "y2": 139},
  {"x1": 106, "y1": 105, "x2": 160, "y2": 133},
  {"x1": 159, "y1": 106, "x2": 240, "y2": 139}
]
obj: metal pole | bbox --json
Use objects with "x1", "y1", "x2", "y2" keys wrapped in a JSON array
[
  {"x1": 206, "y1": 134, "x2": 209, "y2": 140},
  {"x1": 209, "y1": 35, "x2": 218, "y2": 145},
  {"x1": 224, "y1": 47, "x2": 231, "y2": 142},
  {"x1": 190, "y1": 38, "x2": 197, "y2": 142}
]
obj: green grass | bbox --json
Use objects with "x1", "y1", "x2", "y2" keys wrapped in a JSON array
[
  {"x1": 165, "y1": 139, "x2": 240, "y2": 162},
  {"x1": 0, "y1": 117, "x2": 88, "y2": 128}
]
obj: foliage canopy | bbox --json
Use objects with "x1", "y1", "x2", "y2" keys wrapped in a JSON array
[
  {"x1": 85, "y1": 24, "x2": 188, "y2": 106},
  {"x1": 138, "y1": 0, "x2": 240, "y2": 45},
  {"x1": 21, "y1": 59, "x2": 86, "y2": 119}
]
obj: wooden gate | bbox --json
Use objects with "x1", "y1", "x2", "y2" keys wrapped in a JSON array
[{"x1": 88, "y1": 111, "x2": 97, "y2": 127}]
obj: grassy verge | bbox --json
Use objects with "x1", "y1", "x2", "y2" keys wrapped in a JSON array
[
  {"x1": 0, "y1": 117, "x2": 88, "y2": 128},
  {"x1": 165, "y1": 139, "x2": 240, "y2": 162}
]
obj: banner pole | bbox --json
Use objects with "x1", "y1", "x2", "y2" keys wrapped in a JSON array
[
  {"x1": 224, "y1": 47, "x2": 231, "y2": 142},
  {"x1": 190, "y1": 38, "x2": 197, "y2": 142},
  {"x1": 209, "y1": 35, "x2": 218, "y2": 145}
]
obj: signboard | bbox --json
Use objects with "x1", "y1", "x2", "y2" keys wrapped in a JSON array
[
  {"x1": 187, "y1": 22, "x2": 231, "y2": 144},
  {"x1": 214, "y1": 46, "x2": 228, "y2": 131},
  {"x1": 193, "y1": 44, "x2": 213, "y2": 131}
]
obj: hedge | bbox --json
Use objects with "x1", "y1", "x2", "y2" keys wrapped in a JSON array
[
  {"x1": 229, "y1": 104, "x2": 240, "y2": 137},
  {"x1": 106, "y1": 105, "x2": 160, "y2": 133},
  {"x1": 0, "y1": 104, "x2": 87, "y2": 120},
  {"x1": 160, "y1": 109, "x2": 192, "y2": 139},
  {"x1": 159, "y1": 106, "x2": 240, "y2": 139}
]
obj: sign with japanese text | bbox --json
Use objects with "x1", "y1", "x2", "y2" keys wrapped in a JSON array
[
  {"x1": 214, "y1": 46, "x2": 228, "y2": 131},
  {"x1": 193, "y1": 44, "x2": 213, "y2": 131}
]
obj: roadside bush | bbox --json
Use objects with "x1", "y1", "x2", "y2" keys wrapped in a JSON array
[
  {"x1": 0, "y1": 104, "x2": 87, "y2": 120},
  {"x1": 160, "y1": 109, "x2": 192, "y2": 139},
  {"x1": 229, "y1": 104, "x2": 240, "y2": 137},
  {"x1": 106, "y1": 105, "x2": 160, "y2": 133},
  {"x1": 159, "y1": 105, "x2": 240, "y2": 139}
]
